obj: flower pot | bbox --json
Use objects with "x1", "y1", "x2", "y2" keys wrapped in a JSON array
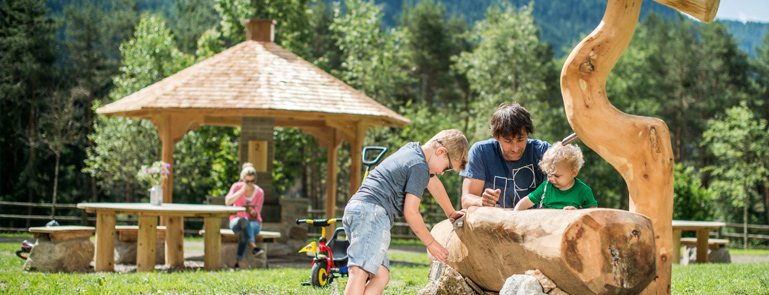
[{"x1": 150, "y1": 185, "x2": 163, "y2": 206}]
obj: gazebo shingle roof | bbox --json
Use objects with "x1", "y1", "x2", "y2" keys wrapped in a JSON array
[{"x1": 97, "y1": 40, "x2": 410, "y2": 127}]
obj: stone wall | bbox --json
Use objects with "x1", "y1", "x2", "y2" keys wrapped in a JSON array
[
  {"x1": 239, "y1": 116, "x2": 277, "y2": 222},
  {"x1": 262, "y1": 198, "x2": 309, "y2": 256}
]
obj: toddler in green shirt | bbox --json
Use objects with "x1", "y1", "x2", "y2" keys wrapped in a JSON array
[{"x1": 514, "y1": 141, "x2": 597, "y2": 210}]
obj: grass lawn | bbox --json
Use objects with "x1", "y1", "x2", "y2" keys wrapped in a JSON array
[{"x1": 1, "y1": 235, "x2": 768, "y2": 294}]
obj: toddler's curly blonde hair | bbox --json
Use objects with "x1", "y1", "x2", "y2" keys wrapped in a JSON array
[{"x1": 539, "y1": 142, "x2": 584, "y2": 175}]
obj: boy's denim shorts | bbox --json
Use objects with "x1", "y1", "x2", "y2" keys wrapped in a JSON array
[{"x1": 343, "y1": 200, "x2": 391, "y2": 275}]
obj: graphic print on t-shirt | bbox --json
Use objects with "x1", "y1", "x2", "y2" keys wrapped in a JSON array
[{"x1": 491, "y1": 164, "x2": 537, "y2": 208}]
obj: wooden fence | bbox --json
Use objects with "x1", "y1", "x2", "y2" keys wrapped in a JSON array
[
  {"x1": 4, "y1": 201, "x2": 769, "y2": 247},
  {"x1": 0, "y1": 201, "x2": 205, "y2": 234},
  {"x1": 719, "y1": 223, "x2": 769, "y2": 248}
]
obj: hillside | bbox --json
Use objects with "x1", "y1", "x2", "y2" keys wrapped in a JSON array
[
  {"x1": 42, "y1": 0, "x2": 769, "y2": 57},
  {"x1": 377, "y1": 0, "x2": 768, "y2": 57}
]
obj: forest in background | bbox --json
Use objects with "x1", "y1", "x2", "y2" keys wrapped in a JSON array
[{"x1": 2, "y1": 0, "x2": 769, "y2": 246}]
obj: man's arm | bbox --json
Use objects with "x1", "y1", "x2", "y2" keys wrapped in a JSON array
[{"x1": 461, "y1": 177, "x2": 500, "y2": 209}]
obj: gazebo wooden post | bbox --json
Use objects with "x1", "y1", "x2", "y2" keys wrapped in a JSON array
[
  {"x1": 326, "y1": 138, "x2": 339, "y2": 239},
  {"x1": 305, "y1": 127, "x2": 344, "y2": 239},
  {"x1": 348, "y1": 121, "x2": 366, "y2": 201},
  {"x1": 153, "y1": 114, "x2": 199, "y2": 267}
]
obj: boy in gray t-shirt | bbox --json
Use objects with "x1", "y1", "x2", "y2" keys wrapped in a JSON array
[{"x1": 343, "y1": 129, "x2": 469, "y2": 295}]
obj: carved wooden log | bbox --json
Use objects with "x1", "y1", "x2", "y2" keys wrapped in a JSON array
[
  {"x1": 431, "y1": 207, "x2": 656, "y2": 295},
  {"x1": 559, "y1": 0, "x2": 720, "y2": 294}
]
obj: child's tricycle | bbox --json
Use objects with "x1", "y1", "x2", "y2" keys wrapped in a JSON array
[
  {"x1": 296, "y1": 146, "x2": 389, "y2": 287},
  {"x1": 295, "y1": 218, "x2": 348, "y2": 287}
]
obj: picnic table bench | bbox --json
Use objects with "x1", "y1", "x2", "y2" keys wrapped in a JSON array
[
  {"x1": 672, "y1": 220, "x2": 727, "y2": 264},
  {"x1": 24, "y1": 226, "x2": 95, "y2": 272},
  {"x1": 78, "y1": 202, "x2": 243, "y2": 271},
  {"x1": 199, "y1": 229, "x2": 281, "y2": 269}
]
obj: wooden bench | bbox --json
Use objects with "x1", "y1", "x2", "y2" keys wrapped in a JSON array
[
  {"x1": 680, "y1": 237, "x2": 728, "y2": 249},
  {"x1": 24, "y1": 226, "x2": 95, "y2": 272},
  {"x1": 198, "y1": 229, "x2": 281, "y2": 269},
  {"x1": 114, "y1": 225, "x2": 167, "y2": 264},
  {"x1": 29, "y1": 225, "x2": 95, "y2": 240}
]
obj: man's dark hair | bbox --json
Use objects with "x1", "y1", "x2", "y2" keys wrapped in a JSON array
[{"x1": 489, "y1": 103, "x2": 535, "y2": 139}]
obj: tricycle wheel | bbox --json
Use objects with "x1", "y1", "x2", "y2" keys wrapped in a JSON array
[{"x1": 311, "y1": 261, "x2": 332, "y2": 287}]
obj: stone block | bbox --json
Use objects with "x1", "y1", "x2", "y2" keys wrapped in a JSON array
[
  {"x1": 684, "y1": 246, "x2": 731, "y2": 264},
  {"x1": 114, "y1": 239, "x2": 166, "y2": 265},
  {"x1": 220, "y1": 241, "x2": 267, "y2": 269},
  {"x1": 23, "y1": 237, "x2": 94, "y2": 272},
  {"x1": 499, "y1": 275, "x2": 545, "y2": 295}
]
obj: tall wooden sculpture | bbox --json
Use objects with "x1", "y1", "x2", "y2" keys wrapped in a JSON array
[{"x1": 560, "y1": 0, "x2": 719, "y2": 294}]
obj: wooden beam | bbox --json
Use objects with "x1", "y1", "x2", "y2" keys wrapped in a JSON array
[
  {"x1": 274, "y1": 118, "x2": 328, "y2": 129},
  {"x1": 349, "y1": 121, "x2": 366, "y2": 200},
  {"x1": 302, "y1": 127, "x2": 342, "y2": 149},
  {"x1": 325, "y1": 129, "x2": 340, "y2": 240},
  {"x1": 652, "y1": 0, "x2": 720, "y2": 23},
  {"x1": 560, "y1": 0, "x2": 675, "y2": 294},
  {"x1": 152, "y1": 114, "x2": 202, "y2": 205},
  {"x1": 106, "y1": 109, "x2": 410, "y2": 129}
]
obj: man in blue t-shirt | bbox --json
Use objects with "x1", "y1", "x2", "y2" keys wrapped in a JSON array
[{"x1": 460, "y1": 103, "x2": 551, "y2": 209}]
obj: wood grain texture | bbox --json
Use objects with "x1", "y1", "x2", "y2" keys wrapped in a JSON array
[{"x1": 431, "y1": 207, "x2": 656, "y2": 294}]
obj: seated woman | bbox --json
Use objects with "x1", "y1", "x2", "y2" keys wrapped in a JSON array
[{"x1": 225, "y1": 162, "x2": 265, "y2": 269}]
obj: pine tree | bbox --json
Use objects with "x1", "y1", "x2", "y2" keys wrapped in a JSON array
[{"x1": 0, "y1": 0, "x2": 59, "y2": 225}]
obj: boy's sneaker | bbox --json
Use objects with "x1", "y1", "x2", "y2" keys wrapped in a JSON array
[
  {"x1": 252, "y1": 247, "x2": 264, "y2": 256},
  {"x1": 233, "y1": 263, "x2": 240, "y2": 270}
]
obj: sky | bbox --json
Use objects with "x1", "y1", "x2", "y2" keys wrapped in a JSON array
[{"x1": 714, "y1": 0, "x2": 769, "y2": 23}]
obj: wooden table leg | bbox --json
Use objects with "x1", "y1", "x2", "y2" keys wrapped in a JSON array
[
  {"x1": 95, "y1": 212, "x2": 116, "y2": 272},
  {"x1": 203, "y1": 216, "x2": 222, "y2": 271},
  {"x1": 672, "y1": 228, "x2": 682, "y2": 264},
  {"x1": 165, "y1": 216, "x2": 184, "y2": 267},
  {"x1": 696, "y1": 229, "x2": 709, "y2": 263},
  {"x1": 136, "y1": 216, "x2": 158, "y2": 271}
]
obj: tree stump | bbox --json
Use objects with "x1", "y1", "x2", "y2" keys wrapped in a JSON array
[{"x1": 430, "y1": 207, "x2": 656, "y2": 294}]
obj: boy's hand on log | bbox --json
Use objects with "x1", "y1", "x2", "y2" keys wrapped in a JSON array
[
  {"x1": 449, "y1": 209, "x2": 467, "y2": 222},
  {"x1": 482, "y1": 189, "x2": 501, "y2": 207},
  {"x1": 563, "y1": 206, "x2": 577, "y2": 210},
  {"x1": 427, "y1": 242, "x2": 448, "y2": 262}
]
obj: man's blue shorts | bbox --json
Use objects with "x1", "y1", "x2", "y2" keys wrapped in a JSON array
[{"x1": 343, "y1": 200, "x2": 391, "y2": 275}]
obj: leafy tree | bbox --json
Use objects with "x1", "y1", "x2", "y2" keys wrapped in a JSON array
[
  {"x1": 616, "y1": 14, "x2": 750, "y2": 167},
  {"x1": 399, "y1": 0, "x2": 452, "y2": 106},
  {"x1": 172, "y1": 126, "x2": 240, "y2": 203},
  {"x1": 36, "y1": 93, "x2": 82, "y2": 218},
  {"x1": 214, "y1": 0, "x2": 311, "y2": 57},
  {"x1": 672, "y1": 164, "x2": 714, "y2": 221},
  {"x1": 453, "y1": 2, "x2": 556, "y2": 144},
  {"x1": 61, "y1": 0, "x2": 125, "y2": 202},
  {"x1": 0, "y1": 0, "x2": 59, "y2": 223},
  {"x1": 702, "y1": 102, "x2": 769, "y2": 247},
  {"x1": 195, "y1": 28, "x2": 225, "y2": 59},
  {"x1": 753, "y1": 30, "x2": 769, "y2": 122},
  {"x1": 169, "y1": 0, "x2": 220, "y2": 55},
  {"x1": 308, "y1": 0, "x2": 343, "y2": 73},
  {"x1": 331, "y1": 0, "x2": 413, "y2": 108},
  {"x1": 85, "y1": 13, "x2": 193, "y2": 202}
]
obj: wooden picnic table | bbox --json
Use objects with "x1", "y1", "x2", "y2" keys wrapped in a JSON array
[
  {"x1": 77, "y1": 202, "x2": 243, "y2": 272},
  {"x1": 672, "y1": 220, "x2": 726, "y2": 264}
]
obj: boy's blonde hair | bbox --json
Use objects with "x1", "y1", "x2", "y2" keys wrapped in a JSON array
[
  {"x1": 426, "y1": 129, "x2": 469, "y2": 171},
  {"x1": 539, "y1": 142, "x2": 584, "y2": 175}
]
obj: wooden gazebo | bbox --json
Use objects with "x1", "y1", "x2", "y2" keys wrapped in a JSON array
[{"x1": 97, "y1": 19, "x2": 411, "y2": 224}]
